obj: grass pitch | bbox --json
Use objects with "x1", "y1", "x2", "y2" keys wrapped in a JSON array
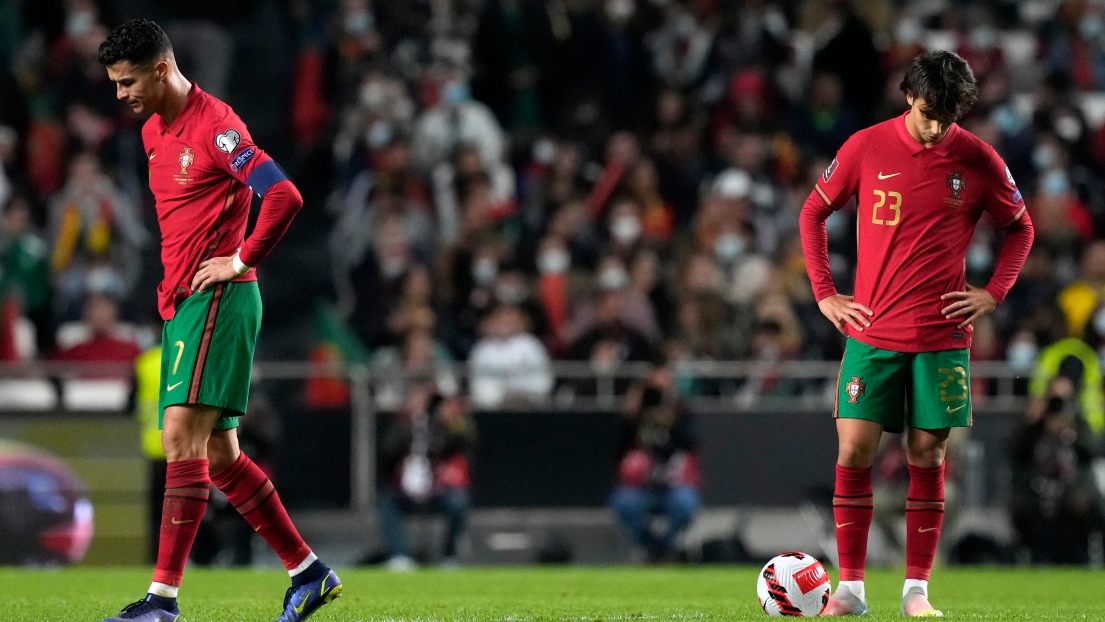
[{"x1": 2, "y1": 566, "x2": 1102, "y2": 621}]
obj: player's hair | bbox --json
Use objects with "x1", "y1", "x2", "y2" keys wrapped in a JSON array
[
  {"x1": 97, "y1": 19, "x2": 172, "y2": 67},
  {"x1": 899, "y1": 50, "x2": 978, "y2": 123}
]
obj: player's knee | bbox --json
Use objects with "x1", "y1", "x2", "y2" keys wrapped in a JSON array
[
  {"x1": 160, "y1": 424, "x2": 208, "y2": 462},
  {"x1": 837, "y1": 441, "x2": 878, "y2": 468},
  {"x1": 906, "y1": 446, "x2": 945, "y2": 469}
]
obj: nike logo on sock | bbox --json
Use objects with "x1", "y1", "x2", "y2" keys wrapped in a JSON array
[
  {"x1": 836, "y1": 522, "x2": 855, "y2": 528},
  {"x1": 171, "y1": 518, "x2": 194, "y2": 525},
  {"x1": 918, "y1": 527, "x2": 939, "y2": 533}
]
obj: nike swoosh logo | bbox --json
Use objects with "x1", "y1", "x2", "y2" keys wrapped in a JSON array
[
  {"x1": 294, "y1": 590, "x2": 313, "y2": 614},
  {"x1": 946, "y1": 404, "x2": 966, "y2": 414},
  {"x1": 167, "y1": 381, "x2": 184, "y2": 391},
  {"x1": 171, "y1": 518, "x2": 194, "y2": 525},
  {"x1": 918, "y1": 527, "x2": 939, "y2": 533},
  {"x1": 149, "y1": 153, "x2": 156, "y2": 161},
  {"x1": 836, "y1": 522, "x2": 854, "y2": 528},
  {"x1": 877, "y1": 172, "x2": 901, "y2": 179}
]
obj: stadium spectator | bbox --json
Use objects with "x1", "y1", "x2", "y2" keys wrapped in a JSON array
[
  {"x1": 51, "y1": 293, "x2": 139, "y2": 367},
  {"x1": 377, "y1": 385, "x2": 474, "y2": 570},
  {"x1": 47, "y1": 152, "x2": 146, "y2": 319},
  {"x1": 1058, "y1": 240, "x2": 1105, "y2": 337},
  {"x1": 1010, "y1": 368, "x2": 1105, "y2": 564},
  {"x1": 610, "y1": 363, "x2": 700, "y2": 562},
  {"x1": 468, "y1": 304, "x2": 552, "y2": 408},
  {"x1": 1, "y1": 196, "x2": 53, "y2": 354}
]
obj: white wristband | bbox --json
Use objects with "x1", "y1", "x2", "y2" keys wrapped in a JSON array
[{"x1": 231, "y1": 253, "x2": 251, "y2": 276}]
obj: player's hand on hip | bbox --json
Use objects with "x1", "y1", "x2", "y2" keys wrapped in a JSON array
[
  {"x1": 817, "y1": 294, "x2": 873, "y2": 336},
  {"x1": 940, "y1": 284, "x2": 997, "y2": 329},
  {"x1": 191, "y1": 256, "x2": 238, "y2": 292}
]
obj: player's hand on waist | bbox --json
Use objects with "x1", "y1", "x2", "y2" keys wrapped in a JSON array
[
  {"x1": 817, "y1": 294, "x2": 873, "y2": 336},
  {"x1": 940, "y1": 285, "x2": 997, "y2": 329},
  {"x1": 191, "y1": 256, "x2": 240, "y2": 293}
]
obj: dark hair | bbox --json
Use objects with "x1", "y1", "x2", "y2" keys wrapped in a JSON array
[
  {"x1": 98, "y1": 19, "x2": 172, "y2": 67},
  {"x1": 899, "y1": 50, "x2": 978, "y2": 123}
]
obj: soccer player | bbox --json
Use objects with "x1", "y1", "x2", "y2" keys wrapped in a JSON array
[
  {"x1": 97, "y1": 19, "x2": 341, "y2": 622},
  {"x1": 800, "y1": 51, "x2": 1034, "y2": 617}
]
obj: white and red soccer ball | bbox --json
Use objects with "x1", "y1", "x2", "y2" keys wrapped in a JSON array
[{"x1": 756, "y1": 552, "x2": 831, "y2": 616}]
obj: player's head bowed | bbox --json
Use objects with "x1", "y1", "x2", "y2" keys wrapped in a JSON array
[
  {"x1": 97, "y1": 18, "x2": 172, "y2": 68},
  {"x1": 900, "y1": 50, "x2": 979, "y2": 124}
]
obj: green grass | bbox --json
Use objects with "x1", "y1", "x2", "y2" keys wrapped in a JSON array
[{"x1": 2, "y1": 566, "x2": 1102, "y2": 621}]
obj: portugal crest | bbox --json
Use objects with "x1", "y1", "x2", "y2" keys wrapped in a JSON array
[
  {"x1": 946, "y1": 170, "x2": 965, "y2": 199},
  {"x1": 845, "y1": 376, "x2": 866, "y2": 404},
  {"x1": 178, "y1": 147, "x2": 195, "y2": 175}
]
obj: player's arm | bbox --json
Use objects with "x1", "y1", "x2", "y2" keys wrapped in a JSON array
[
  {"x1": 941, "y1": 156, "x2": 1035, "y2": 328},
  {"x1": 192, "y1": 122, "x2": 304, "y2": 292},
  {"x1": 799, "y1": 136, "x2": 873, "y2": 335}
]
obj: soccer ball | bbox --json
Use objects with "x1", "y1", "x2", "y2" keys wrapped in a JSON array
[{"x1": 756, "y1": 552, "x2": 831, "y2": 616}]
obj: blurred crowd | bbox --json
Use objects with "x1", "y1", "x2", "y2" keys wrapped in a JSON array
[
  {"x1": 6, "y1": 0, "x2": 1105, "y2": 401},
  {"x1": 4, "y1": 0, "x2": 1105, "y2": 566}
]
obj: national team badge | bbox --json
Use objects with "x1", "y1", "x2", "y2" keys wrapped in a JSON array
[
  {"x1": 946, "y1": 170, "x2": 965, "y2": 199},
  {"x1": 177, "y1": 147, "x2": 195, "y2": 175},
  {"x1": 845, "y1": 376, "x2": 866, "y2": 404}
]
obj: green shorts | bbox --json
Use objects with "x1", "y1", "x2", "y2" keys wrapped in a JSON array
[
  {"x1": 835, "y1": 338, "x2": 971, "y2": 433},
  {"x1": 159, "y1": 281, "x2": 262, "y2": 430}
]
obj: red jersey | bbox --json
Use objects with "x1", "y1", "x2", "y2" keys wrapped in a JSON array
[
  {"x1": 800, "y1": 113, "x2": 1032, "y2": 352},
  {"x1": 143, "y1": 85, "x2": 279, "y2": 320}
]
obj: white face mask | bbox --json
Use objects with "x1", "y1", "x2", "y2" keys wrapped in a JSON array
[
  {"x1": 611, "y1": 216, "x2": 641, "y2": 243},
  {"x1": 538, "y1": 249, "x2": 570, "y2": 274},
  {"x1": 380, "y1": 254, "x2": 408, "y2": 279},
  {"x1": 472, "y1": 257, "x2": 498, "y2": 285},
  {"x1": 714, "y1": 233, "x2": 746, "y2": 263},
  {"x1": 599, "y1": 267, "x2": 630, "y2": 290},
  {"x1": 495, "y1": 283, "x2": 528, "y2": 304},
  {"x1": 1007, "y1": 342, "x2": 1038, "y2": 371}
]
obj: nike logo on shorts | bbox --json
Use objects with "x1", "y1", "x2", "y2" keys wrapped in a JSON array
[
  {"x1": 167, "y1": 381, "x2": 184, "y2": 391},
  {"x1": 946, "y1": 404, "x2": 966, "y2": 414}
]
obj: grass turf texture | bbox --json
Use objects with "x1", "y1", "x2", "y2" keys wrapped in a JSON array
[{"x1": 1, "y1": 566, "x2": 1101, "y2": 621}]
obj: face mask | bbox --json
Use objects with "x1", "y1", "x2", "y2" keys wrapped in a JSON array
[
  {"x1": 443, "y1": 82, "x2": 471, "y2": 106},
  {"x1": 895, "y1": 19, "x2": 922, "y2": 44},
  {"x1": 966, "y1": 245, "x2": 992, "y2": 272},
  {"x1": 991, "y1": 106, "x2": 1024, "y2": 136},
  {"x1": 366, "y1": 121, "x2": 392, "y2": 149},
  {"x1": 360, "y1": 81, "x2": 386, "y2": 109},
  {"x1": 1032, "y1": 144, "x2": 1057, "y2": 170},
  {"x1": 1094, "y1": 308, "x2": 1105, "y2": 336},
  {"x1": 532, "y1": 139, "x2": 556, "y2": 165},
  {"x1": 611, "y1": 216, "x2": 641, "y2": 243},
  {"x1": 606, "y1": 0, "x2": 635, "y2": 22},
  {"x1": 599, "y1": 267, "x2": 629, "y2": 290},
  {"x1": 1056, "y1": 115, "x2": 1083, "y2": 142},
  {"x1": 473, "y1": 257, "x2": 498, "y2": 285},
  {"x1": 66, "y1": 11, "x2": 95, "y2": 37},
  {"x1": 1007, "y1": 342, "x2": 1038, "y2": 371},
  {"x1": 1082, "y1": 15, "x2": 1104, "y2": 40},
  {"x1": 538, "y1": 249, "x2": 570, "y2": 274},
  {"x1": 495, "y1": 283, "x2": 528, "y2": 304},
  {"x1": 1042, "y1": 170, "x2": 1070, "y2": 196},
  {"x1": 714, "y1": 233, "x2": 745, "y2": 263},
  {"x1": 971, "y1": 27, "x2": 996, "y2": 50},
  {"x1": 344, "y1": 9, "x2": 374, "y2": 34},
  {"x1": 86, "y1": 267, "x2": 123, "y2": 295},
  {"x1": 380, "y1": 256, "x2": 407, "y2": 279}
]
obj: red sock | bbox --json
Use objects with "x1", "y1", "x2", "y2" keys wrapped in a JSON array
[
  {"x1": 210, "y1": 452, "x2": 311, "y2": 570},
  {"x1": 833, "y1": 464, "x2": 873, "y2": 581},
  {"x1": 905, "y1": 463, "x2": 945, "y2": 580},
  {"x1": 153, "y1": 459, "x2": 210, "y2": 586}
]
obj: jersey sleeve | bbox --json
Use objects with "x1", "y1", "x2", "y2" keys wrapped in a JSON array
[
  {"x1": 204, "y1": 113, "x2": 287, "y2": 197},
  {"x1": 814, "y1": 133, "x2": 864, "y2": 209},
  {"x1": 981, "y1": 147, "x2": 1027, "y2": 228}
]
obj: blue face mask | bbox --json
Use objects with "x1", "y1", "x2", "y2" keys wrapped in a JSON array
[
  {"x1": 967, "y1": 245, "x2": 992, "y2": 272},
  {"x1": 1007, "y1": 342, "x2": 1038, "y2": 371},
  {"x1": 443, "y1": 82, "x2": 471, "y2": 106},
  {"x1": 991, "y1": 106, "x2": 1024, "y2": 136},
  {"x1": 1042, "y1": 170, "x2": 1070, "y2": 196}
]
